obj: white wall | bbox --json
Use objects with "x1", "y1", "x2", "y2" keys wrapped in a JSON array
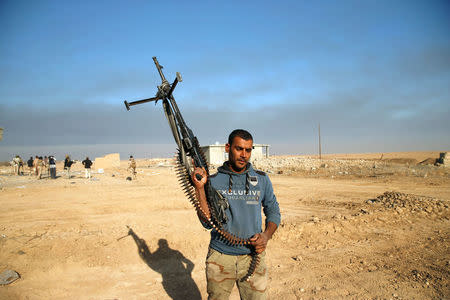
[{"x1": 201, "y1": 144, "x2": 269, "y2": 166}]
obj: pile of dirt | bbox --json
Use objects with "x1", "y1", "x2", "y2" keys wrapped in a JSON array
[
  {"x1": 366, "y1": 191, "x2": 448, "y2": 216},
  {"x1": 251, "y1": 156, "x2": 449, "y2": 179},
  {"x1": 383, "y1": 158, "x2": 418, "y2": 165}
]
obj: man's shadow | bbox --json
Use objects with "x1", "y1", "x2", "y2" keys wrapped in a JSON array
[{"x1": 125, "y1": 227, "x2": 202, "y2": 300}]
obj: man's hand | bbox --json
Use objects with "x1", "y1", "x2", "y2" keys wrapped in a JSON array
[
  {"x1": 190, "y1": 166, "x2": 211, "y2": 220},
  {"x1": 249, "y1": 232, "x2": 269, "y2": 254},
  {"x1": 191, "y1": 166, "x2": 207, "y2": 189},
  {"x1": 249, "y1": 222, "x2": 278, "y2": 254}
]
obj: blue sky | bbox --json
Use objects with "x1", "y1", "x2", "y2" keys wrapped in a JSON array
[{"x1": 0, "y1": 0, "x2": 449, "y2": 159}]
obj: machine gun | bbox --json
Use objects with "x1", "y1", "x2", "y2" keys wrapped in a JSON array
[{"x1": 124, "y1": 57, "x2": 259, "y2": 281}]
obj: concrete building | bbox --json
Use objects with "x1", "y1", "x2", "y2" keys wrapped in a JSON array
[{"x1": 200, "y1": 143, "x2": 270, "y2": 166}]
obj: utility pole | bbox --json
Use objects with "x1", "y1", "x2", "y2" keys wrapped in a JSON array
[{"x1": 318, "y1": 123, "x2": 322, "y2": 160}]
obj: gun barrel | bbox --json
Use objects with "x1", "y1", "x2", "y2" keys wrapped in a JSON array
[{"x1": 152, "y1": 56, "x2": 166, "y2": 82}]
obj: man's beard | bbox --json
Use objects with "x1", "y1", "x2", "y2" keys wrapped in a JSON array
[
  {"x1": 229, "y1": 153, "x2": 246, "y2": 172},
  {"x1": 230, "y1": 161, "x2": 244, "y2": 172}
]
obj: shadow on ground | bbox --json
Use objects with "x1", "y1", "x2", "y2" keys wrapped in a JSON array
[{"x1": 126, "y1": 227, "x2": 202, "y2": 300}]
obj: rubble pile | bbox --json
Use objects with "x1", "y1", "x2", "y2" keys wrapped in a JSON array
[
  {"x1": 252, "y1": 156, "x2": 377, "y2": 172},
  {"x1": 144, "y1": 158, "x2": 175, "y2": 167},
  {"x1": 367, "y1": 191, "x2": 448, "y2": 215},
  {"x1": 251, "y1": 156, "x2": 448, "y2": 178}
]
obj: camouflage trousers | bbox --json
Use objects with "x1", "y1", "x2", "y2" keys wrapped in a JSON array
[{"x1": 206, "y1": 248, "x2": 267, "y2": 300}]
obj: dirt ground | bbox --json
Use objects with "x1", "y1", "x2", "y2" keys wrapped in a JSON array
[{"x1": 0, "y1": 152, "x2": 449, "y2": 299}]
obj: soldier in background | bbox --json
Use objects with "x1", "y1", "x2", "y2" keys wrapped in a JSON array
[
  {"x1": 12, "y1": 155, "x2": 24, "y2": 175},
  {"x1": 18, "y1": 156, "x2": 24, "y2": 175},
  {"x1": 36, "y1": 156, "x2": 44, "y2": 179},
  {"x1": 44, "y1": 156, "x2": 49, "y2": 177},
  {"x1": 128, "y1": 155, "x2": 137, "y2": 179},
  {"x1": 82, "y1": 157, "x2": 93, "y2": 179},
  {"x1": 12, "y1": 156, "x2": 19, "y2": 175},
  {"x1": 10, "y1": 157, "x2": 18, "y2": 175},
  {"x1": 33, "y1": 155, "x2": 39, "y2": 175},
  {"x1": 27, "y1": 156, "x2": 34, "y2": 176},
  {"x1": 64, "y1": 155, "x2": 75, "y2": 179},
  {"x1": 49, "y1": 156, "x2": 57, "y2": 179}
]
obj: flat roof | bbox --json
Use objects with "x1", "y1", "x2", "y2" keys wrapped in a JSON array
[{"x1": 201, "y1": 144, "x2": 270, "y2": 148}]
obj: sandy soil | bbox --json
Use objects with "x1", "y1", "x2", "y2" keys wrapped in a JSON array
[{"x1": 0, "y1": 152, "x2": 449, "y2": 299}]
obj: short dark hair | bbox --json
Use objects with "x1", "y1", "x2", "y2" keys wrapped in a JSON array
[{"x1": 228, "y1": 129, "x2": 253, "y2": 145}]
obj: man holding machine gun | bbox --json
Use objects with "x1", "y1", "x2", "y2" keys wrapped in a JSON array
[{"x1": 192, "y1": 129, "x2": 281, "y2": 300}]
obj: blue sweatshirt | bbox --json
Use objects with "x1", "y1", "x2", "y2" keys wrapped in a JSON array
[{"x1": 205, "y1": 162, "x2": 281, "y2": 255}]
